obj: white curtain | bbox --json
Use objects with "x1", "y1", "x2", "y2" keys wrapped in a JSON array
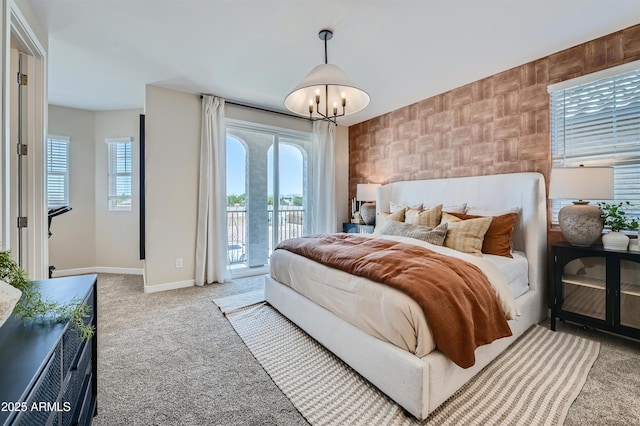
[
  {"x1": 309, "y1": 120, "x2": 337, "y2": 234},
  {"x1": 195, "y1": 96, "x2": 230, "y2": 285}
]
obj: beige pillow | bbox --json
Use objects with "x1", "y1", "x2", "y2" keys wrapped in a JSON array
[
  {"x1": 447, "y1": 211, "x2": 518, "y2": 258},
  {"x1": 441, "y1": 212, "x2": 492, "y2": 256},
  {"x1": 374, "y1": 209, "x2": 405, "y2": 234},
  {"x1": 443, "y1": 203, "x2": 467, "y2": 214},
  {"x1": 379, "y1": 221, "x2": 448, "y2": 246},
  {"x1": 405, "y1": 204, "x2": 442, "y2": 228},
  {"x1": 465, "y1": 206, "x2": 519, "y2": 216}
]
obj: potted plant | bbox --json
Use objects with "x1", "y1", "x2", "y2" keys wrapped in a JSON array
[
  {"x1": 596, "y1": 202, "x2": 639, "y2": 250},
  {"x1": 0, "y1": 251, "x2": 94, "y2": 339}
]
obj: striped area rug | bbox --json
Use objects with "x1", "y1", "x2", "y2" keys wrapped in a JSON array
[{"x1": 216, "y1": 298, "x2": 600, "y2": 426}]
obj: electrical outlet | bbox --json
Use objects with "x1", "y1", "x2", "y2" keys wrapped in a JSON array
[{"x1": 175, "y1": 258, "x2": 183, "y2": 269}]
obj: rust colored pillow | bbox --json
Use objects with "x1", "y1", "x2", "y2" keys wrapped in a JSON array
[{"x1": 447, "y1": 211, "x2": 518, "y2": 258}]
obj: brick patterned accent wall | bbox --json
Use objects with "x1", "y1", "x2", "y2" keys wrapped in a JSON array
[{"x1": 349, "y1": 25, "x2": 640, "y2": 206}]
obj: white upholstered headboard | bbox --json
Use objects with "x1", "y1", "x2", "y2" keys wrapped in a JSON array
[{"x1": 376, "y1": 172, "x2": 547, "y2": 304}]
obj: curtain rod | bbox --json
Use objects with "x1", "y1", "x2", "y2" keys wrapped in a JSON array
[{"x1": 200, "y1": 94, "x2": 310, "y2": 122}]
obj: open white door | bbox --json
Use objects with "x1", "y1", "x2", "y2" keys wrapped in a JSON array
[{"x1": 2, "y1": 2, "x2": 48, "y2": 280}]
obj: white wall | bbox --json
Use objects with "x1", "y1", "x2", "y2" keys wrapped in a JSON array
[
  {"x1": 47, "y1": 105, "x2": 143, "y2": 274},
  {"x1": 47, "y1": 105, "x2": 96, "y2": 271},
  {"x1": 144, "y1": 86, "x2": 201, "y2": 290},
  {"x1": 143, "y1": 86, "x2": 349, "y2": 291},
  {"x1": 94, "y1": 109, "x2": 143, "y2": 270}
]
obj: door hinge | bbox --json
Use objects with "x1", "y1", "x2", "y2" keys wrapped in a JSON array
[
  {"x1": 17, "y1": 144, "x2": 27, "y2": 156},
  {"x1": 17, "y1": 72, "x2": 28, "y2": 86},
  {"x1": 17, "y1": 217, "x2": 27, "y2": 228}
]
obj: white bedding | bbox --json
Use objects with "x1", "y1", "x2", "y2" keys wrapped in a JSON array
[
  {"x1": 269, "y1": 233, "x2": 523, "y2": 358},
  {"x1": 484, "y1": 250, "x2": 529, "y2": 298}
]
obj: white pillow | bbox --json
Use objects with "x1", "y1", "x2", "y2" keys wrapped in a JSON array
[
  {"x1": 466, "y1": 206, "x2": 520, "y2": 216},
  {"x1": 389, "y1": 202, "x2": 422, "y2": 213},
  {"x1": 443, "y1": 203, "x2": 468, "y2": 214}
]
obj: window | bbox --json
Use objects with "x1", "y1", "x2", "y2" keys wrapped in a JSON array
[
  {"x1": 225, "y1": 120, "x2": 311, "y2": 272},
  {"x1": 46, "y1": 135, "x2": 70, "y2": 208},
  {"x1": 549, "y1": 61, "x2": 640, "y2": 222},
  {"x1": 106, "y1": 137, "x2": 132, "y2": 211}
]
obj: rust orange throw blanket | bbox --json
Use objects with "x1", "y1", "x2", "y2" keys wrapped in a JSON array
[{"x1": 275, "y1": 233, "x2": 512, "y2": 368}]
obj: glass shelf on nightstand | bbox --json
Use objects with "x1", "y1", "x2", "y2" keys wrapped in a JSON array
[{"x1": 551, "y1": 242, "x2": 640, "y2": 339}]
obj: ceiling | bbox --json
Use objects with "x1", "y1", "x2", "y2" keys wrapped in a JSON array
[{"x1": 29, "y1": 0, "x2": 640, "y2": 127}]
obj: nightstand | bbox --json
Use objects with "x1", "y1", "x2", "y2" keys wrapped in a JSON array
[
  {"x1": 551, "y1": 242, "x2": 640, "y2": 339},
  {"x1": 343, "y1": 223, "x2": 375, "y2": 234}
]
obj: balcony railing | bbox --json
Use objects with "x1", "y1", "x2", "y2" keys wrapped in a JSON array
[{"x1": 226, "y1": 206, "x2": 304, "y2": 265}]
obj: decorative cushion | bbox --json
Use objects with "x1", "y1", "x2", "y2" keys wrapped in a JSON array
[
  {"x1": 405, "y1": 204, "x2": 443, "y2": 228},
  {"x1": 374, "y1": 209, "x2": 406, "y2": 234},
  {"x1": 440, "y1": 212, "x2": 492, "y2": 256},
  {"x1": 442, "y1": 203, "x2": 467, "y2": 214},
  {"x1": 448, "y1": 211, "x2": 518, "y2": 258},
  {"x1": 379, "y1": 220, "x2": 448, "y2": 246},
  {"x1": 465, "y1": 206, "x2": 520, "y2": 217}
]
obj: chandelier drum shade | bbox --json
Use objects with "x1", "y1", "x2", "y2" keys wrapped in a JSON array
[{"x1": 285, "y1": 29, "x2": 370, "y2": 123}]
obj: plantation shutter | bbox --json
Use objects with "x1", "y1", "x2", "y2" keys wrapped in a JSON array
[
  {"x1": 549, "y1": 62, "x2": 640, "y2": 221},
  {"x1": 46, "y1": 136, "x2": 70, "y2": 208},
  {"x1": 106, "y1": 137, "x2": 133, "y2": 211}
]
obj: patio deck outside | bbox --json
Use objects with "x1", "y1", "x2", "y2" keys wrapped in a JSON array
[{"x1": 227, "y1": 206, "x2": 304, "y2": 267}]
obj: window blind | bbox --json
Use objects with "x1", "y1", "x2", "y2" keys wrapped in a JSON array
[
  {"x1": 106, "y1": 137, "x2": 132, "y2": 211},
  {"x1": 550, "y1": 64, "x2": 640, "y2": 221},
  {"x1": 46, "y1": 136, "x2": 70, "y2": 208}
]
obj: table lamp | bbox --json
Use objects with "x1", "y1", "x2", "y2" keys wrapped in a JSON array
[
  {"x1": 548, "y1": 166, "x2": 614, "y2": 246},
  {"x1": 357, "y1": 183, "x2": 380, "y2": 226}
]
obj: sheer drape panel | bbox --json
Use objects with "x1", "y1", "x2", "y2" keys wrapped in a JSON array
[
  {"x1": 195, "y1": 96, "x2": 230, "y2": 285},
  {"x1": 309, "y1": 121, "x2": 337, "y2": 234}
]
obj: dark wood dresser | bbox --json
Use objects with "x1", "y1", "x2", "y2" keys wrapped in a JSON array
[{"x1": 0, "y1": 274, "x2": 97, "y2": 426}]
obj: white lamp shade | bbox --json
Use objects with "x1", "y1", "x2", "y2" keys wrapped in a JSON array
[
  {"x1": 548, "y1": 167, "x2": 614, "y2": 200},
  {"x1": 356, "y1": 183, "x2": 380, "y2": 202},
  {"x1": 285, "y1": 63, "x2": 370, "y2": 118}
]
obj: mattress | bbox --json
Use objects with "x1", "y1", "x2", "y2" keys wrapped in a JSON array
[
  {"x1": 269, "y1": 234, "x2": 524, "y2": 358},
  {"x1": 484, "y1": 250, "x2": 529, "y2": 298}
]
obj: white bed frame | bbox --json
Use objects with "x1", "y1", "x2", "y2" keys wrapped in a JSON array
[{"x1": 265, "y1": 172, "x2": 547, "y2": 420}]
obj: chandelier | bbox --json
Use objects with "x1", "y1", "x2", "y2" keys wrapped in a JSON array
[{"x1": 284, "y1": 29, "x2": 370, "y2": 124}]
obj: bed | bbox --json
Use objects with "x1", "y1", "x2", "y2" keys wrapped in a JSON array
[{"x1": 265, "y1": 172, "x2": 547, "y2": 420}]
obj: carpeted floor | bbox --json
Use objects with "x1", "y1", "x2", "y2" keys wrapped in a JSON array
[
  {"x1": 216, "y1": 297, "x2": 600, "y2": 426},
  {"x1": 93, "y1": 273, "x2": 640, "y2": 425}
]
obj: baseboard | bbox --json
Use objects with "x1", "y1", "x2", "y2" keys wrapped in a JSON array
[
  {"x1": 143, "y1": 279, "x2": 194, "y2": 293},
  {"x1": 53, "y1": 266, "x2": 194, "y2": 294},
  {"x1": 53, "y1": 267, "x2": 145, "y2": 277}
]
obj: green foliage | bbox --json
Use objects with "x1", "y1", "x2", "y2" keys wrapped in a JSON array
[
  {"x1": 228, "y1": 193, "x2": 304, "y2": 207},
  {"x1": 227, "y1": 193, "x2": 246, "y2": 206},
  {"x1": 0, "y1": 251, "x2": 94, "y2": 340},
  {"x1": 597, "y1": 201, "x2": 639, "y2": 232}
]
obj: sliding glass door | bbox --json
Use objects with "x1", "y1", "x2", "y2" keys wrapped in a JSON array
[{"x1": 226, "y1": 121, "x2": 311, "y2": 273}]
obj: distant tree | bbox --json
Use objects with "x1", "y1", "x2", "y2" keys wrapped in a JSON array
[
  {"x1": 293, "y1": 196, "x2": 303, "y2": 206},
  {"x1": 267, "y1": 195, "x2": 274, "y2": 205},
  {"x1": 227, "y1": 193, "x2": 246, "y2": 206}
]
